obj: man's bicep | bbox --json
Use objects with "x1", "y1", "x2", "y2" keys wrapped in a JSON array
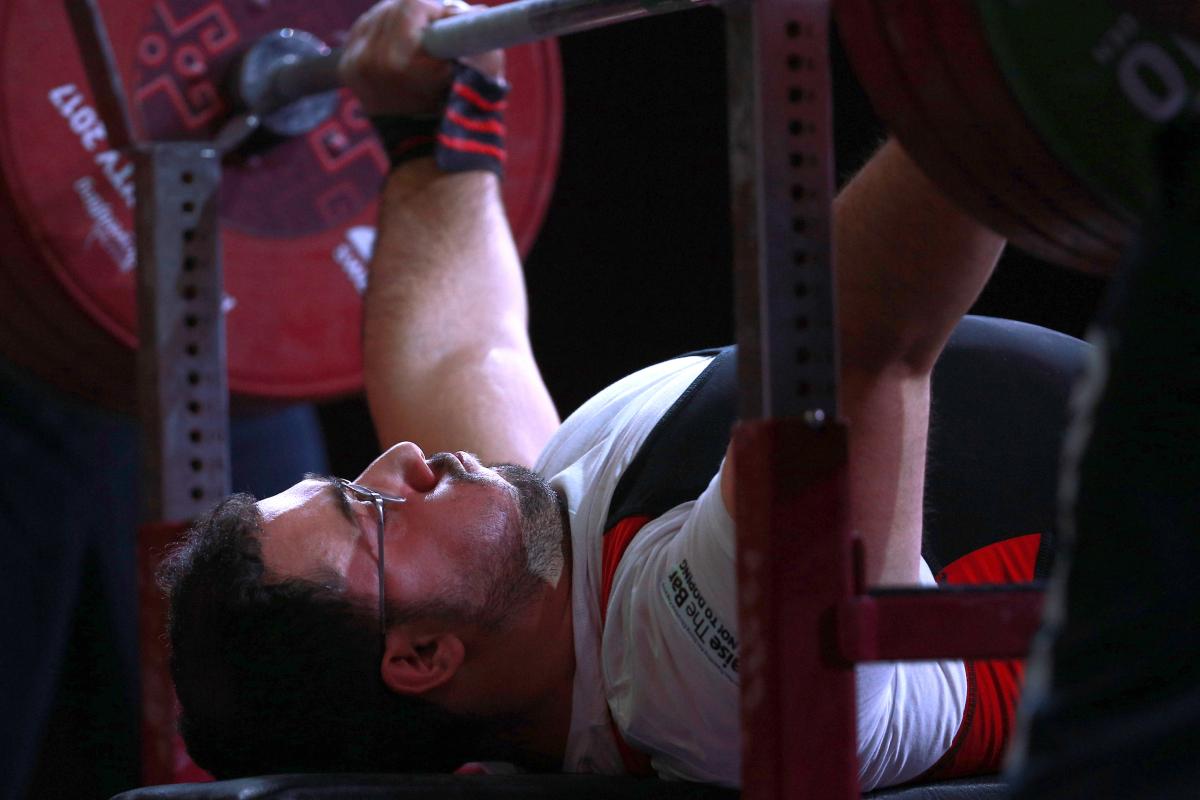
[
  {"x1": 367, "y1": 339, "x2": 559, "y2": 467},
  {"x1": 361, "y1": 167, "x2": 559, "y2": 467}
]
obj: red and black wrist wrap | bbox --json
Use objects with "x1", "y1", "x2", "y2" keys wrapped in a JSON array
[
  {"x1": 370, "y1": 64, "x2": 509, "y2": 178},
  {"x1": 437, "y1": 63, "x2": 508, "y2": 176},
  {"x1": 369, "y1": 113, "x2": 437, "y2": 166}
]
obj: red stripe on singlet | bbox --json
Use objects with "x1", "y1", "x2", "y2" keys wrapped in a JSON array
[
  {"x1": 599, "y1": 516, "x2": 656, "y2": 777},
  {"x1": 920, "y1": 532, "x2": 1042, "y2": 780}
]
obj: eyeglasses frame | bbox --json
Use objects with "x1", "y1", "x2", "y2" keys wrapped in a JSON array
[{"x1": 337, "y1": 478, "x2": 407, "y2": 643}]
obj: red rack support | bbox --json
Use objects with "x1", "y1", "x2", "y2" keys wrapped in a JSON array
[
  {"x1": 726, "y1": 1, "x2": 1046, "y2": 797},
  {"x1": 838, "y1": 587, "x2": 1046, "y2": 663},
  {"x1": 735, "y1": 418, "x2": 858, "y2": 799}
]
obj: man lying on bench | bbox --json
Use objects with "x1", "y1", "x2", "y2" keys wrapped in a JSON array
[{"x1": 159, "y1": 0, "x2": 1007, "y2": 790}]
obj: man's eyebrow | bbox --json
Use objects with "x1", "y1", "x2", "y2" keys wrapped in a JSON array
[{"x1": 305, "y1": 472, "x2": 356, "y2": 527}]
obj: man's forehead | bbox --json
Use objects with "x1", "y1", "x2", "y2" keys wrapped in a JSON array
[
  {"x1": 256, "y1": 478, "x2": 361, "y2": 582},
  {"x1": 257, "y1": 478, "x2": 328, "y2": 523}
]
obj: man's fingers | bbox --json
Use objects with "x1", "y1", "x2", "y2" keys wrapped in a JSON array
[
  {"x1": 407, "y1": 0, "x2": 453, "y2": 25},
  {"x1": 339, "y1": 1, "x2": 385, "y2": 82},
  {"x1": 343, "y1": 0, "x2": 441, "y2": 67},
  {"x1": 340, "y1": 0, "x2": 504, "y2": 115},
  {"x1": 440, "y1": 0, "x2": 478, "y2": 16}
]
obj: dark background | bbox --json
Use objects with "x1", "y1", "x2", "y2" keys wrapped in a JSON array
[{"x1": 317, "y1": 8, "x2": 1109, "y2": 476}]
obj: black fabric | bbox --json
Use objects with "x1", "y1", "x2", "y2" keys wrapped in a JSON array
[
  {"x1": 604, "y1": 346, "x2": 736, "y2": 530},
  {"x1": 370, "y1": 65, "x2": 508, "y2": 176},
  {"x1": 923, "y1": 316, "x2": 1088, "y2": 576},
  {"x1": 1006, "y1": 118, "x2": 1200, "y2": 800},
  {"x1": 0, "y1": 359, "x2": 141, "y2": 800},
  {"x1": 868, "y1": 776, "x2": 1008, "y2": 799},
  {"x1": 369, "y1": 113, "x2": 438, "y2": 169},
  {"x1": 435, "y1": 64, "x2": 508, "y2": 178}
]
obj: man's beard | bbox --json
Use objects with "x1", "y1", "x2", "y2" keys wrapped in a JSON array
[
  {"x1": 494, "y1": 463, "x2": 568, "y2": 586},
  {"x1": 426, "y1": 457, "x2": 566, "y2": 631}
]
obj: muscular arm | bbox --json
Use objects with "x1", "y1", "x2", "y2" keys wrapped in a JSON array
[
  {"x1": 362, "y1": 160, "x2": 559, "y2": 467},
  {"x1": 343, "y1": 0, "x2": 559, "y2": 467},
  {"x1": 722, "y1": 140, "x2": 1004, "y2": 587}
]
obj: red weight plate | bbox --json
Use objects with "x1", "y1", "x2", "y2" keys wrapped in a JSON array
[
  {"x1": 834, "y1": 0, "x2": 1084, "y2": 269},
  {"x1": 0, "y1": 0, "x2": 561, "y2": 405},
  {"x1": 878, "y1": 0, "x2": 1119, "y2": 271},
  {"x1": 0, "y1": 167, "x2": 138, "y2": 408},
  {"x1": 930, "y1": 1, "x2": 1132, "y2": 272},
  {"x1": 503, "y1": 38, "x2": 562, "y2": 257}
]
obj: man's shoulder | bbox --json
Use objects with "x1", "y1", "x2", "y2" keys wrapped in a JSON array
[{"x1": 535, "y1": 354, "x2": 717, "y2": 478}]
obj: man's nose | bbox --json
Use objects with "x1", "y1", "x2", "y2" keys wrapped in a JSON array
[{"x1": 356, "y1": 441, "x2": 438, "y2": 495}]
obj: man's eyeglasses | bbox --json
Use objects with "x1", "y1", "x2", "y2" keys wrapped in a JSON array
[{"x1": 337, "y1": 478, "x2": 406, "y2": 641}]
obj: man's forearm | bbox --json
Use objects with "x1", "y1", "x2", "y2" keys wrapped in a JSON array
[
  {"x1": 363, "y1": 159, "x2": 559, "y2": 465},
  {"x1": 836, "y1": 139, "x2": 1004, "y2": 375},
  {"x1": 834, "y1": 140, "x2": 1004, "y2": 586}
]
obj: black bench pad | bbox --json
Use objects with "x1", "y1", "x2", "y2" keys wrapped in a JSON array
[{"x1": 114, "y1": 773, "x2": 1005, "y2": 799}]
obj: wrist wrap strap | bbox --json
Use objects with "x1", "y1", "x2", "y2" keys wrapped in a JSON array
[{"x1": 370, "y1": 64, "x2": 509, "y2": 178}]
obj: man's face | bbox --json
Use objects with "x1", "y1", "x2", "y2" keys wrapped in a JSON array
[{"x1": 256, "y1": 442, "x2": 564, "y2": 628}]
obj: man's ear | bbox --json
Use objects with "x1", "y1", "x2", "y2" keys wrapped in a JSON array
[{"x1": 380, "y1": 626, "x2": 465, "y2": 696}]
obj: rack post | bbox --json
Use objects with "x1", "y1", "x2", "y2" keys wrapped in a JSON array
[{"x1": 725, "y1": 0, "x2": 856, "y2": 797}]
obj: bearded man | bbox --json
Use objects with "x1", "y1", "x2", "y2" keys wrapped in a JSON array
[{"x1": 160, "y1": 0, "x2": 1006, "y2": 789}]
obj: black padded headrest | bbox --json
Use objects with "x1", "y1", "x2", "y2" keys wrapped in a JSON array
[
  {"x1": 923, "y1": 315, "x2": 1089, "y2": 573},
  {"x1": 112, "y1": 772, "x2": 739, "y2": 799},
  {"x1": 112, "y1": 771, "x2": 1005, "y2": 799}
]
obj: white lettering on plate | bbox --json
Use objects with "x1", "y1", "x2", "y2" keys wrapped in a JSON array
[
  {"x1": 333, "y1": 225, "x2": 375, "y2": 294},
  {"x1": 49, "y1": 83, "x2": 135, "y2": 208},
  {"x1": 73, "y1": 176, "x2": 135, "y2": 272}
]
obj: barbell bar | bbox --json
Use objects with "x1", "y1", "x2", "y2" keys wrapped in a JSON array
[{"x1": 246, "y1": 0, "x2": 718, "y2": 119}]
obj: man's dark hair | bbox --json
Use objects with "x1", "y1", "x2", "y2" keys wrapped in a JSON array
[{"x1": 158, "y1": 493, "x2": 497, "y2": 778}]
